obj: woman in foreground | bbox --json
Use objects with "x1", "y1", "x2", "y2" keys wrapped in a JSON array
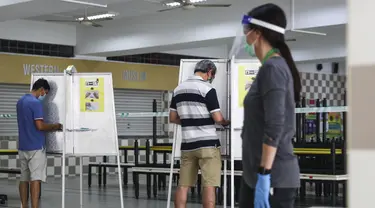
[{"x1": 240, "y1": 3, "x2": 302, "y2": 208}]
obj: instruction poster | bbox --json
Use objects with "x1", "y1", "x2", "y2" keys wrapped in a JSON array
[
  {"x1": 327, "y1": 112, "x2": 342, "y2": 135},
  {"x1": 80, "y1": 77, "x2": 104, "y2": 112},
  {"x1": 238, "y1": 65, "x2": 258, "y2": 107}
]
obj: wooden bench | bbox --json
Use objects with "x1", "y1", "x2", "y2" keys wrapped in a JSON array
[{"x1": 88, "y1": 162, "x2": 135, "y2": 187}]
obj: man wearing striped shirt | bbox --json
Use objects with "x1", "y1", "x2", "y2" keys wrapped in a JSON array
[{"x1": 170, "y1": 60, "x2": 230, "y2": 208}]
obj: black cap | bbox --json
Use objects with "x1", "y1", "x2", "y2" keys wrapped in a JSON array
[{"x1": 194, "y1": 60, "x2": 217, "y2": 74}]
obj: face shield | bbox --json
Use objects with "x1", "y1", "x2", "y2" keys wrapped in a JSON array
[{"x1": 228, "y1": 15, "x2": 286, "y2": 59}]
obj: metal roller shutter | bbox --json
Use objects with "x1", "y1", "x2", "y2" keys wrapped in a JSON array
[
  {"x1": 0, "y1": 84, "x2": 164, "y2": 137},
  {"x1": 114, "y1": 89, "x2": 163, "y2": 136},
  {"x1": 0, "y1": 84, "x2": 29, "y2": 136}
]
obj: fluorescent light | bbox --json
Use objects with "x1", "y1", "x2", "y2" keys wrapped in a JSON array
[
  {"x1": 60, "y1": 0, "x2": 107, "y2": 8},
  {"x1": 165, "y1": 0, "x2": 207, "y2": 7},
  {"x1": 189, "y1": 0, "x2": 206, "y2": 3},
  {"x1": 76, "y1": 12, "x2": 118, "y2": 21},
  {"x1": 165, "y1": 2, "x2": 181, "y2": 7}
]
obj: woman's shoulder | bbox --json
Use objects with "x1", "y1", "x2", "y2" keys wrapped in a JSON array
[
  {"x1": 263, "y1": 56, "x2": 288, "y2": 70},
  {"x1": 259, "y1": 56, "x2": 290, "y2": 79}
]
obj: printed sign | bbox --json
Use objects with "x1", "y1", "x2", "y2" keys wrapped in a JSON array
[
  {"x1": 80, "y1": 77, "x2": 105, "y2": 112},
  {"x1": 238, "y1": 65, "x2": 258, "y2": 107}
]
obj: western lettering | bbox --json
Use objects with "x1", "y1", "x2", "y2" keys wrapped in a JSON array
[{"x1": 23, "y1": 64, "x2": 60, "y2": 75}]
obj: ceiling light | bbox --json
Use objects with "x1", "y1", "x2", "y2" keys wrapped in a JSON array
[
  {"x1": 60, "y1": 0, "x2": 107, "y2": 8},
  {"x1": 165, "y1": 2, "x2": 181, "y2": 7},
  {"x1": 165, "y1": 0, "x2": 207, "y2": 7},
  {"x1": 76, "y1": 12, "x2": 118, "y2": 21},
  {"x1": 189, "y1": 0, "x2": 206, "y2": 3}
]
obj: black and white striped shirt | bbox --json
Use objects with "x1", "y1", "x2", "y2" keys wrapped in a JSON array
[{"x1": 170, "y1": 75, "x2": 221, "y2": 151}]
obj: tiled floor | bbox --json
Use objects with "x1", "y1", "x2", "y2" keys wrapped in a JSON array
[{"x1": 0, "y1": 175, "x2": 344, "y2": 208}]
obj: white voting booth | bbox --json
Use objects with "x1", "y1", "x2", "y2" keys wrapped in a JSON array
[
  {"x1": 229, "y1": 59, "x2": 261, "y2": 208},
  {"x1": 167, "y1": 59, "x2": 261, "y2": 208},
  {"x1": 31, "y1": 66, "x2": 124, "y2": 208}
]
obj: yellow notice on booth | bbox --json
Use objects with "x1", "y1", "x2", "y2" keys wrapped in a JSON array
[
  {"x1": 80, "y1": 77, "x2": 105, "y2": 112},
  {"x1": 238, "y1": 65, "x2": 258, "y2": 107}
]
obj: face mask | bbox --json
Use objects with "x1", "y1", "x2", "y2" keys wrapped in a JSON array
[
  {"x1": 245, "y1": 43, "x2": 256, "y2": 57},
  {"x1": 207, "y1": 71, "x2": 215, "y2": 84},
  {"x1": 38, "y1": 94, "x2": 45, "y2": 101},
  {"x1": 245, "y1": 30, "x2": 258, "y2": 57}
]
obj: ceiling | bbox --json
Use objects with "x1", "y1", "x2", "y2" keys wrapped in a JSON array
[
  {"x1": 0, "y1": 0, "x2": 347, "y2": 61},
  {"x1": 27, "y1": 0, "x2": 232, "y2": 23},
  {"x1": 28, "y1": 0, "x2": 162, "y2": 22}
]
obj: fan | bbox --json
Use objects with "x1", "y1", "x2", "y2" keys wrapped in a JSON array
[
  {"x1": 45, "y1": 8, "x2": 113, "y2": 27},
  {"x1": 146, "y1": 0, "x2": 231, "y2": 12}
]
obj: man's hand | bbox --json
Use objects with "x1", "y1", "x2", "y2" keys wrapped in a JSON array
[
  {"x1": 222, "y1": 120, "x2": 231, "y2": 126},
  {"x1": 55, "y1": 123, "x2": 63, "y2": 131},
  {"x1": 35, "y1": 120, "x2": 62, "y2": 132}
]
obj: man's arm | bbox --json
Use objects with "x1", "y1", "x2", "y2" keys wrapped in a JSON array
[
  {"x1": 169, "y1": 95, "x2": 181, "y2": 124},
  {"x1": 35, "y1": 120, "x2": 62, "y2": 132},
  {"x1": 259, "y1": 65, "x2": 287, "y2": 170},
  {"x1": 31, "y1": 102, "x2": 62, "y2": 131},
  {"x1": 169, "y1": 111, "x2": 181, "y2": 124},
  {"x1": 205, "y1": 88, "x2": 230, "y2": 126}
]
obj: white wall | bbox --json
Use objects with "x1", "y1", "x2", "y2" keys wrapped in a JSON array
[
  {"x1": 0, "y1": 20, "x2": 76, "y2": 45},
  {"x1": 164, "y1": 45, "x2": 229, "y2": 59},
  {"x1": 297, "y1": 61, "x2": 346, "y2": 75}
]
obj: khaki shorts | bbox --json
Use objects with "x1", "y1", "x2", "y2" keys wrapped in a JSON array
[
  {"x1": 179, "y1": 147, "x2": 222, "y2": 187},
  {"x1": 19, "y1": 148, "x2": 47, "y2": 182}
]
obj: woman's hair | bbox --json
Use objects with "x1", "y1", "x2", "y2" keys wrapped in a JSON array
[{"x1": 247, "y1": 3, "x2": 301, "y2": 102}]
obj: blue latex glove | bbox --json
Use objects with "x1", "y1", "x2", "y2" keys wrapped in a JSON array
[{"x1": 254, "y1": 173, "x2": 271, "y2": 208}]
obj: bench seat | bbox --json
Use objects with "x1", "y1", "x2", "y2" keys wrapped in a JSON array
[{"x1": 88, "y1": 162, "x2": 135, "y2": 187}]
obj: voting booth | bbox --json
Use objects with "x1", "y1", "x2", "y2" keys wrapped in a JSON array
[
  {"x1": 166, "y1": 58, "x2": 261, "y2": 208},
  {"x1": 31, "y1": 67, "x2": 124, "y2": 208}
]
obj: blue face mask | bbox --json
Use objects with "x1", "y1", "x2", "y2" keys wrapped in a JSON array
[{"x1": 38, "y1": 94, "x2": 45, "y2": 101}]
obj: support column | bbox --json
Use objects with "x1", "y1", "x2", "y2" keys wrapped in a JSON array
[{"x1": 348, "y1": 0, "x2": 375, "y2": 207}]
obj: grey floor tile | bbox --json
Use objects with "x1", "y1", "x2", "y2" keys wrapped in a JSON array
[{"x1": 0, "y1": 176, "x2": 343, "y2": 208}]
